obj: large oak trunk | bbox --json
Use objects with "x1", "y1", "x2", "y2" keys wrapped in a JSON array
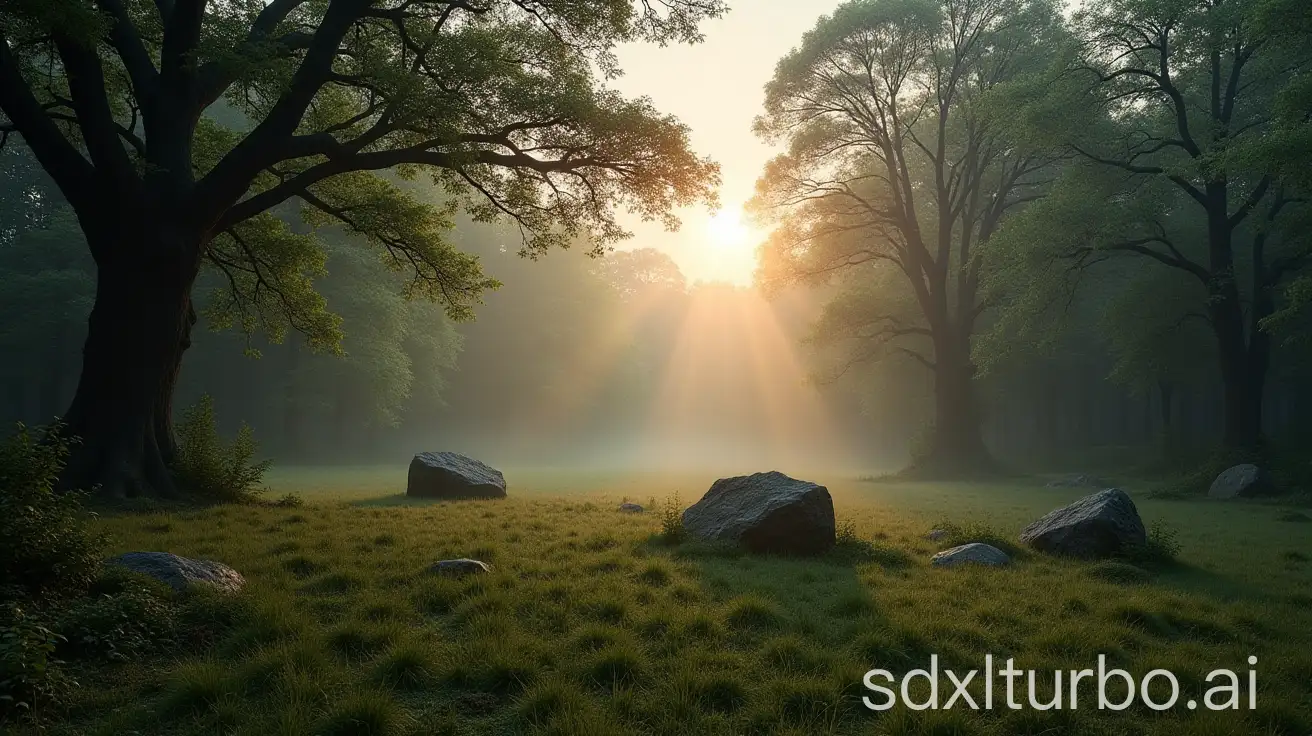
[
  {"x1": 905, "y1": 332, "x2": 997, "y2": 478},
  {"x1": 58, "y1": 225, "x2": 201, "y2": 499}
]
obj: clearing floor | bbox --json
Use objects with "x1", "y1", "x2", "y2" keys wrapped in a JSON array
[{"x1": 28, "y1": 468, "x2": 1312, "y2": 735}]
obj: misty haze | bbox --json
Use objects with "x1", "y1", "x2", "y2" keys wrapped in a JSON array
[{"x1": 2, "y1": 0, "x2": 1311, "y2": 734}]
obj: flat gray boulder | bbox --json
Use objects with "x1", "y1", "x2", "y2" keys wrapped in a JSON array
[
  {"x1": 108, "y1": 552, "x2": 245, "y2": 594},
  {"x1": 682, "y1": 471, "x2": 835, "y2": 555},
  {"x1": 1020, "y1": 488, "x2": 1146, "y2": 559},
  {"x1": 407, "y1": 452, "x2": 506, "y2": 499},
  {"x1": 932, "y1": 543, "x2": 1010, "y2": 568},
  {"x1": 1208, "y1": 464, "x2": 1270, "y2": 499},
  {"x1": 427, "y1": 559, "x2": 491, "y2": 578},
  {"x1": 618, "y1": 502, "x2": 644, "y2": 513}
]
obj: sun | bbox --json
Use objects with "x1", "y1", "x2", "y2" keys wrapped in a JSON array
[
  {"x1": 698, "y1": 207, "x2": 759, "y2": 286},
  {"x1": 707, "y1": 208, "x2": 751, "y2": 249}
]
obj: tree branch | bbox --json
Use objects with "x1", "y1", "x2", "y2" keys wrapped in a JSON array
[
  {"x1": 95, "y1": 0, "x2": 161, "y2": 97},
  {"x1": 0, "y1": 32, "x2": 96, "y2": 208}
]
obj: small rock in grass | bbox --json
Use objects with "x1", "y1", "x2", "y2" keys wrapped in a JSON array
[
  {"x1": 925, "y1": 529, "x2": 948, "y2": 541},
  {"x1": 108, "y1": 551, "x2": 245, "y2": 594},
  {"x1": 619, "y1": 503, "x2": 645, "y2": 513},
  {"x1": 1208, "y1": 464, "x2": 1272, "y2": 499},
  {"x1": 427, "y1": 559, "x2": 491, "y2": 578},
  {"x1": 1045, "y1": 474, "x2": 1109, "y2": 489},
  {"x1": 931, "y1": 543, "x2": 1010, "y2": 568}
]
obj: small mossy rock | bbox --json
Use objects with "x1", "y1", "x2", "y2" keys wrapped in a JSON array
[
  {"x1": 428, "y1": 559, "x2": 491, "y2": 578},
  {"x1": 407, "y1": 452, "x2": 506, "y2": 499},
  {"x1": 931, "y1": 543, "x2": 1010, "y2": 568},
  {"x1": 682, "y1": 471, "x2": 835, "y2": 555},
  {"x1": 1208, "y1": 464, "x2": 1271, "y2": 499},
  {"x1": 1045, "y1": 474, "x2": 1109, "y2": 489},
  {"x1": 1020, "y1": 488, "x2": 1146, "y2": 559},
  {"x1": 618, "y1": 503, "x2": 644, "y2": 513},
  {"x1": 108, "y1": 552, "x2": 244, "y2": 594}
]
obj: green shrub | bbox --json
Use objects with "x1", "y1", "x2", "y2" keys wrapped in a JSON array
[
  {"x1": 1, "y1": 604, "x2": 73, "y2": 718},
  {"x1": 172, "y1": 395, "x2": 272, "y2": 503},
  {"x1": 1123, "y1": 519, "x2": 1182, "y2": 567},
  {"x1": 0, "y1": 424, "x2": 103, "y2": 602},
  {"x1": 55, "y1": 582, "x2": 178, "y2": 662},
  {"x1": 658, "y1": 493, "x2": 687, "y2": 544},
  {"x1": 269, "y1": 493, "x2": 304, "y2": 508}
]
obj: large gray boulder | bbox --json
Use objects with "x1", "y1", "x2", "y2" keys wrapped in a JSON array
[
  {"x1": 1020, "y1": 488, "x2": 1146, "y2": 559},
  {"x1": 407, "y1": 452, "x2": 506, "y2": 499},
  {"x1": 931, "y1": 543, "x2": 1010, "y2": 568},
  {"x1": 108, "y1": 552, "x2": 245, "y2": 594},
  {"x1": 1208, "y1": 464, "x2": 1270, "y2": 499},
  {"x1": 682, "y1": 471, "x2": 835, "y2": 555}
]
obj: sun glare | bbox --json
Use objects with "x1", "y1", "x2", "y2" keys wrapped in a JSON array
[
  {"x1": 707, "y1": 208, "x2": 751, "y2": 248},
  {"x1": 700, "y1": 207, "x2": 759, "y2": 286}
]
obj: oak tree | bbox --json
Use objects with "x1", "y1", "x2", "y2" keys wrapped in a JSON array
[{"x1": 0, "y1": 0, "x2": 721, "y2": 497}]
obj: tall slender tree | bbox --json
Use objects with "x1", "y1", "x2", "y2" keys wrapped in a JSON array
[
  {"x1": 0, "y1": 0, "x2": 721, "y2": 497},
  {"x1": 751, "y1": 0, "x2": 1062, "y2": 475}
]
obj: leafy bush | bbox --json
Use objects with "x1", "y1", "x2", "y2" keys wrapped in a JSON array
[
  {"x1": 1, "y1": 604, "x2": 73, "y2": 718},
  {"x1": 658, "y1": 493, "x2": 687, "y2": 544},
  {"x1": 55, "y1": 582, "x2": 178, "y2": 662},
  {"x1": 0, "y1": 424, "x2": 103, "y2": 602},
  {"x1": 269, "y1": 493, "x2": 304, "y2": 508},
  {"x1": 172, "y1": 395, "x2": 272, "y2": 503},
  {"x1": 1123, "y1": 519, "x2": 1182, "y2": 567}
]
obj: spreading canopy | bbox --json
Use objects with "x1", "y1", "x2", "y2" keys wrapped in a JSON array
[{"x1": 0, "y1": 0, "x2": 722, "y2": 344}]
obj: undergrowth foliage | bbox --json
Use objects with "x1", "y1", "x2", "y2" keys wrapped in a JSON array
[
  {"x1": 0, "y1": 605, "x2": 72, "y2": 718},
  {"x1": 658, "y1": 493, "x2": 687, "y2": 543},
  {"x1": 172, "y1": 395, "x2": 272, "y2": 503},
  {"x1": 1124, "y1": 519, "x2": 1183, "y2": 567},
  {"x1": 0, "y1": 423, "x2": 103, "y2": 602}
]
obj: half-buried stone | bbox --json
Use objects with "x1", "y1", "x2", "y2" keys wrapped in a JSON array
[
  {"x1": 682, "y1": 471, "x2": 835, "y2": 555},
  {"x1": 1020, "y1": 488, "x2": 1146, "y2": 559},
  {"x1": 108, "y1": 552, "x2": 245, "y2": 594},
  {"x1": 931, "y1": 543, "x2": 1010, "y2": 568},
  {"x1": 1208, "y1": 463, "x2": 1272, "y2": 499},
  {"x1": 406, "y1": 451, "x2": 506, "y2": 499}
]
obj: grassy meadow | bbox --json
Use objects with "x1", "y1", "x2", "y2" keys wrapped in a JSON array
[{"x1": 20, "y1": 468, "x2": 1312, "y2": 736}]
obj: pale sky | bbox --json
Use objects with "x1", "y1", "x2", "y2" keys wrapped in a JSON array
[{"x1": 609, "y1": 1, "x2": 846, "y2": 286}]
